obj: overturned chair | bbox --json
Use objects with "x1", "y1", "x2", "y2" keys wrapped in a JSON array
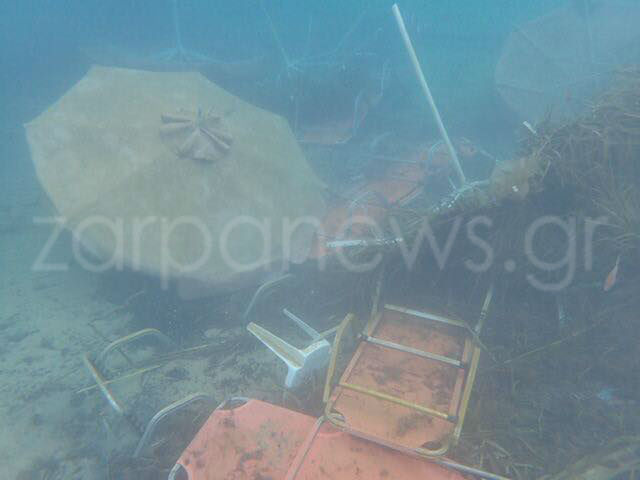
[
  {"x1": 323, "y1": 292, "x2": 490, "y2": 458},
  {"x1": 81, "y1": 328, "x2": 217, "y2": 460},
  {"x1": 246, "y1": 308, "x2": 335, "y2": 389}
]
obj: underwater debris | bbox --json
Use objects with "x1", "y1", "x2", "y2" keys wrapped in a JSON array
[
  {"x1": 496, "y1": 0, "x2": 640, "y2": 123},
  {"x1": 247, "y1": 308, "x2": 332, "y2": 390},
  {"x1": 356, "y1": 67, "x2": 640, "y2": 288},
  {"x1": 25, "y1": 66, "x2": 326, "y2": 292},
  {"x1": 603, "y1": 254, "x2": 621, "y2": 292},
  {"x1": 392, "y1": 4, "x2": 466, "y2": 185}
]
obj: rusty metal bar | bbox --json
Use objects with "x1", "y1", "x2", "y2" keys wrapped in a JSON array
[{"x1": 339, "y1": 381, "x2": 456, "y2": 422}]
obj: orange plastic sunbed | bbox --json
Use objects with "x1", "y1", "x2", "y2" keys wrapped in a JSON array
[{"x1": 169, "y1": 397, "x2": 469, "y2": 480}]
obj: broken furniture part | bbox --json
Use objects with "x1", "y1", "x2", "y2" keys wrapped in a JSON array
[
  {"x1": 82, "y1": 329, "x2": 217, "y2": 465},
  {"x1": 247, "y1": 309, "x2": 331, "y2": 389},
  {"x1": 83, "y1": 328, "x2": 179, "y2": 418},
  {"x1": 83, "y1": 352, "x2": 149, "y2": 438},
  {"x1": 83, "y1": 354, "x2": 126, "y2": 416},
  {"x1": 133, "y1": 392, "x2": 215, "y2": 458},
  {"x1": 83, "y1": 328, "x2": 178, "y2": 421}
]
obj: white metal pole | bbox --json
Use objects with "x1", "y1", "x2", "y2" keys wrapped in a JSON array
[{"x1": 392, "y1": 3, "x2": 466, "y2": 185}]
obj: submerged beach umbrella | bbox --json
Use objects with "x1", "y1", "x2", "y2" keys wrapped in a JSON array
[
  {"x1": 25, "y1": 66, "x2": 326, "y2": 292},
  {"x1": 495, "y1": 0, "x2": 640, "y2": 123}
]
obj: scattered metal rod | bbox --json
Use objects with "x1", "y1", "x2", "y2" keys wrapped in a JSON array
[
  {"x1": 326, "y1": 237, "x2": 403, "y2": 249},
  {"x1": 523, "y1": 121, "x2": 538, "y2": 135},
  {"x1": 476, "y1": 283, "x2": 494, "y2": 335},
  {"x1": 96, "y1": 328, "x2": 176, "y2": 370},
  {"x1": 87, "y1": 342, "x2": 233, "y2": 391},
  {"x1": 364, "y1": 334, "x2": 464, "y2": 368},
  {"x1": 385, "y1": 304, "x2": 467, "y2": 328},
  {"x1": 83, "y1": 354, "x2": 125, "y2": 415},
  {"x1": 370, "y1": 267, "x2": 385, "y2": 318},
  {"x1": 127, "y1": 340, "x2": 252, "y2": 374},
  {"x1": 76, "y1": 364, "x2": 163, "y2": 395},
  {"x1": 340, "y1": 380, "x2": 455, "y2": 422},
  {"x1": 464, "y1": 284, "x2": 498, "y2": 364},
  {"x1": 432, "y1": 457, "x2": 513, "y2": 480},
  {"x1": 392, "y1": 3, "x2": 466, "y2": 185}
]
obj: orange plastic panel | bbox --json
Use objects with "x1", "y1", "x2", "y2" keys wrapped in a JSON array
[
  {"x1": 287, "y1": 422, "x2": 467, "y2": 480},
  {"x1": 174, "y1": 399, "x2": 316, "y2": 480},
  {"x1": 329, "y1": 308, "x2": 470, "y2": 451}
]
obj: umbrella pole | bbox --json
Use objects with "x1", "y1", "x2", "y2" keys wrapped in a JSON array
[
  {"x1": 391, "y1": 4, "x2": 466, "y2": 185},
  {"x1": 171, "y1": 0, "x2": 184, "y2": 52}
]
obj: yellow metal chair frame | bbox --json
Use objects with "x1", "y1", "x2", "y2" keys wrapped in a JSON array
[{"x1": 323, "y1": 285, "x2": 493, "y2": 458}]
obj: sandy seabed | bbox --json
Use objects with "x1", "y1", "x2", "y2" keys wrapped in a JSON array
[{"x1": 0, "y1": 224, "x2": 288, "y2": 479}]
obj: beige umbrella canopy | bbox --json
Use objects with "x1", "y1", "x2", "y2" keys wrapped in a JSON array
[
  {"x1": 495, "y1": 0, "x2": 640, "y2": 123},
  {"x1": 25, "y1": 66, "x2": 326, "y2": 292}
]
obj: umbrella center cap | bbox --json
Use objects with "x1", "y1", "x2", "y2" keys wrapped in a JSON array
[{"x1": 159, "y1": 108, "x2": 233, "y2": 163}]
